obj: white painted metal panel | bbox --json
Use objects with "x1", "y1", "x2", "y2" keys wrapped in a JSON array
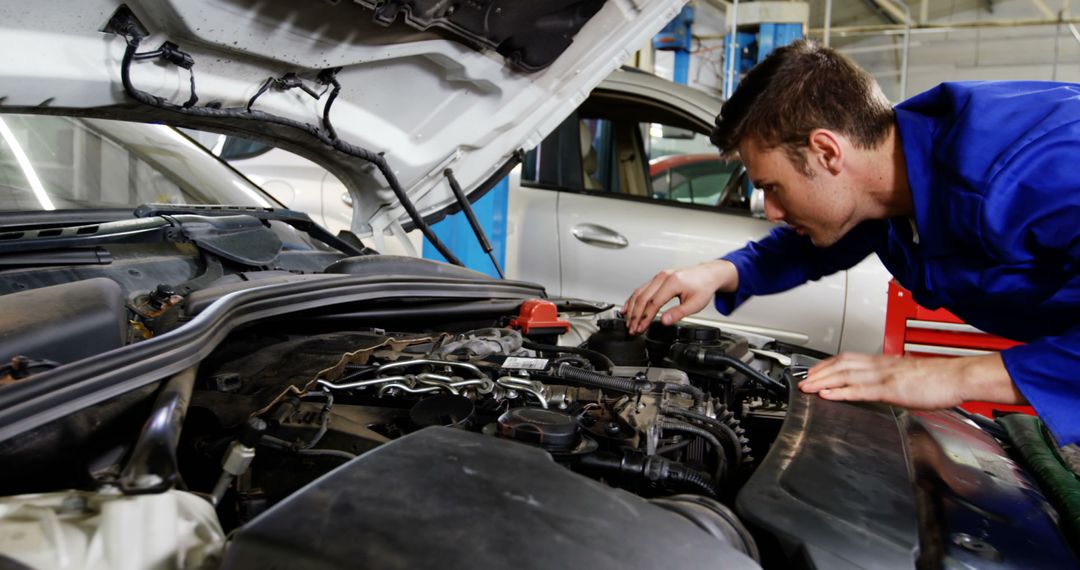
[{"x1": 556, "y1": 192, "x2": 848, "y2": 353}]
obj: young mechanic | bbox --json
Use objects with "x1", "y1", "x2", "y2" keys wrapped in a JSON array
[{"x1": 621, "y1": 39, "x2": 1080, "y2": 445}]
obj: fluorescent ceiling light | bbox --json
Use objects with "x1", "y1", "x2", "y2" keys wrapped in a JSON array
[{"x1": 0, "y1": 116, "x2": 55, "y2": 210}]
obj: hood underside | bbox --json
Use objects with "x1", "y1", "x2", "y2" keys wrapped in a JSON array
[{"x1": 0, "y1": 0, "x2": 686, "y2": 239}]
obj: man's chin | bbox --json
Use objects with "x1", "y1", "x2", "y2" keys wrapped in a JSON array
[
  {"x1": 807, "y1": 232, "x2": 841, "y2": 247},
  {"x1": 792, "y1": 226, "x2": 840, "y2": 247}
]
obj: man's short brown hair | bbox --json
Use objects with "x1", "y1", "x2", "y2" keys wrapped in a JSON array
[{"x1": 710, "y1": 39, "x2": 894, "y2": 172}]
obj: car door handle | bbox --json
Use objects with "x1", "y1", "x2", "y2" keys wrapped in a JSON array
[{"x1": 571, "y1": 224, "x2": 629, "y2": 249}]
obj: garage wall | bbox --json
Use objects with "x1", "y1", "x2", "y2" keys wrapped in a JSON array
[
  {"x1": 651, "y1": 1, "x2": 1079, "y2": 104},
  {"x1": 835, "y1": 0, "x2": 1080, "y2": 101}
]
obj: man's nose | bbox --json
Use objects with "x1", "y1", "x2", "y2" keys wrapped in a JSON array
[{"x1": 763, "y1": 192, "x2": 784, "y2": 222}]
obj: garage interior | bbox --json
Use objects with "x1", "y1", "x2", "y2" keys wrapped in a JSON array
[{"x1": 0, "y1": 1, "x2": 1078, "y2": 568}]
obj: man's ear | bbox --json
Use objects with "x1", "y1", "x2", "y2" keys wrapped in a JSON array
[{"x1": 808, "y1": 129, "x2": 843, "y2": 175}]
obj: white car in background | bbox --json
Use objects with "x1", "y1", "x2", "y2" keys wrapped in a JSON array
[
  {"x1": 216, "y1": 69, "x2": 891, "y2": 355},
  {"x1": 506, "y1": 68, "x2": 891, "y2": 355}
]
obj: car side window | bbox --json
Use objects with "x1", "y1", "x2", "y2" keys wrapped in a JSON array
[
  {"x1": 644, "y1": 123, "x2": 745, "y2": 211},
  {"x1": 522, "y1": 97, "x2": 749, "y2": 214},
  {"x1": 580, "y1": 117, "x2": 649, "y2": 195}
]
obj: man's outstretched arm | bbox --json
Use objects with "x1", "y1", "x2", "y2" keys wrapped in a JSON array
[{"x1": 623, "y1": 221, "x2": 882, "y2": 334}]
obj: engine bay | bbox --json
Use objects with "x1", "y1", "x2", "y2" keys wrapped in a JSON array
[{"x1": 0, "y1": 281, "x2": 814, "y2": 568}]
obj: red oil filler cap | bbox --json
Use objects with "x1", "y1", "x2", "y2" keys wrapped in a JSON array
[{"x1": 509, "y1": 300, "x2": 571, "y2": 336}]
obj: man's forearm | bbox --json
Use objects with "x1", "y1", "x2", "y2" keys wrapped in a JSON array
[{"x1": 959, "y1": 354, "x2": 1027, "y2": 405}]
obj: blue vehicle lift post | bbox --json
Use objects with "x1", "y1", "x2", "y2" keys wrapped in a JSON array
[{"x1": 653, "y1": 6, "x2": 695, "y2": 85}]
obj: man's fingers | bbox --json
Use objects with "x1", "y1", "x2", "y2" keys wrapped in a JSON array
[
  {"x1": 634, "y1": 295, "x2": 668, "y2": 334},
  {"x1": 631, "y1": 303, "x2": 657, "y2": 334},
  {"x1": 807, "y1": 352, "x2": 874, "y2": 377},
  {"x1": 638, "y1": 279, "x2": 691, "y2": 333},
  {"x1": 625, "y1": 262, "x2": 725, "y2": 334},
  {"x1": 660, "y1": 292, "x2": 710, "y2": 326},
  {"x1": 804, "y1": 354, "x2": 885, "y2": 388},
  {"x1": 628, "y1": 276, "x2": 681, "y2": 334},
  {"x1": 624, "y1": 274, "x2": 666, "y2": 333},
  {"x1": 817, "y1": 382, "x2": 888, "y2": 402},
  {"x1": 660, "y1": 304, "x2": 689, "y2": 327},
  {"x1": 799, "y1": 367, "x2": 878, "y2": 393}
]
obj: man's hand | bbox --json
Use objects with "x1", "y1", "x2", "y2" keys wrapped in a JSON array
[
  {"x1": 621, "y1": 260, "x2": 739, "y2": 335},
  {"x1": 798, "y1": 352, "x2": 1026, "y2": 409}
]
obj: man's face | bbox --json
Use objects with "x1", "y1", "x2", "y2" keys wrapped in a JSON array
[{"x1": 737, "y1": 136, "x2": 857, "y2": 247}]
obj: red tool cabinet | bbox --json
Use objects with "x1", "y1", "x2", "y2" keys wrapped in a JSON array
[{"x1": 882, "y1": 280, "x2": 1034, "y2": 418}]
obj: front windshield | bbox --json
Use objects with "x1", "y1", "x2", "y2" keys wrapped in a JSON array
[{"x1": 0, "y1": 114, "x2": 274, "y2": 212}]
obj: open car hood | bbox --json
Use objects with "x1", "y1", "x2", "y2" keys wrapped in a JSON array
[{"x1": 0, "y1": 0, "x2": 686, "y2": 239}]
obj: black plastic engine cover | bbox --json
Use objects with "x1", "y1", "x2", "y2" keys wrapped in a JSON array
[
  {"x1": 223, "y1": 427, "x2": 758, "y2": 570},
  {"x1": 736, "y1": 390, "x2": 1078, "y2": 568},
  {"x1": 0, "y1": 277, "x2": 126, "y2": 365},
  {"x1": 357, "y1": 0, "x2": 605, "y2": 71}
]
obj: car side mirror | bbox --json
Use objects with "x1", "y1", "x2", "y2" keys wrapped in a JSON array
[{"x1": 749, "y1": 187, "x2": 766, "y2": 219}]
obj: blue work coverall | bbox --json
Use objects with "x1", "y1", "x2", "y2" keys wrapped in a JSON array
[{"x1": 715, "y1": 81, "x2": 1080, "y2": 444}]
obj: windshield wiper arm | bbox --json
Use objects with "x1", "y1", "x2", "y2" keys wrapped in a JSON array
[{"x1": 132, "y1": 204, "x2": 373, "y2": 257}]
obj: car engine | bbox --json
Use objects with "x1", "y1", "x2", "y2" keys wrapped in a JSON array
[
  {"x1": 190, "y1": 322, "x2": 776, "y2": 512},
  {"x1": 0, "y1": 282, "x2": 811, "y2": 568},
  {"x1": 175, "y1": 313, "x2": 797, "y2": 568}
]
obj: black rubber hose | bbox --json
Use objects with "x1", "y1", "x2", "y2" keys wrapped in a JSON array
[
  {"x1": 260, "y1": 436, "x2": 357, "y2": 461},
  {"x1": 552, "y1": 355, "x2": 592, "y2": 369},
  {"x1": 661, "y1": 406, "x2": 747, "y2": 467},
  {"x1": 661, "y1": 419, "x2": 727, "y2": 482},
  {"x1": 578, "y1": 453, "x2": 719, "y2": 497},
  {"x1": 555, "y1": 363, "x2": 642, "y2": 393},
  {"x1": 663, "y1": 462, "x2": 721, "y2": 498},
  {"x1": 522, "y1": 340, "x2": 614, "y2": 371},
  {"x1": 672, "y1": 344, "x2": 787, "y2": 397}
]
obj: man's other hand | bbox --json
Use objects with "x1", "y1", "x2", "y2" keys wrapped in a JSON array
[
  {"x1": 621, "y1": 260, "x2": 739, "y2": 335},
  {"x1": 798, "y1": 352, "x2": 1026, "y2": 409}
]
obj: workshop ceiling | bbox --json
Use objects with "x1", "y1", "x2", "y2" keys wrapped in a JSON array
[{"x1": 809, "y1": 0, "x2": 996, "y2": 28}]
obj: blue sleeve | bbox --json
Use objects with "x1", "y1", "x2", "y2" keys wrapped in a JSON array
[
  {"x1": 713, "y1": 221, "x2": 881, "y2": 314},
  {"x1": 1002, "y1": 329, "x2": 1080, "y2": 444},
  {"x1": 979, "y1": 120, "x2": 1080, "y2": 445}
]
